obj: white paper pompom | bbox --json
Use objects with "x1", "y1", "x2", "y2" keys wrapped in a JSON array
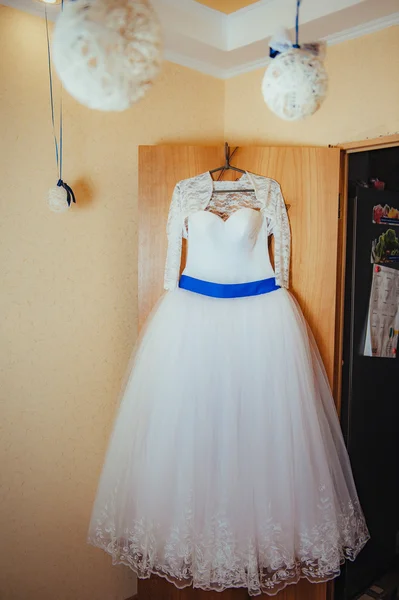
[
  {"x1": 262, "y1": 48, "x2": 328, "y2": 121},
  {"x1": 48, "y1": 185, "x2": 70, "y2": 213},
  {"x1": 52, "y1": 0, "x2": 162, "y2": 112}
]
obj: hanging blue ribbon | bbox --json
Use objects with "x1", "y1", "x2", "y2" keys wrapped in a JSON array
[
  {"x1": 45, "y1": 5, "x2": 60, "y2": 174},
  {"x1": 294, "y1": 0, "x2": 300, "y2": 48},
  {"x1": 269, "y1": 0, "x2": 301, "y2": 58},
  {"x1": 45, "y1": 0, "x2": 76, "y2": 206}
]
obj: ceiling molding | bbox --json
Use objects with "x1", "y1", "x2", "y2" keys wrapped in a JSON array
[
  {"x1": 320, "y1": 11, "x2": 399, "y2": 46},
  {"x1": 222, "y1": 11, "x2": 399, "y2": 80},
  {"x1": 222, "y1": 57, "x2": 270, "y2": 80},
  {"x1": 161, "y1": 0, "x2": 225, "y2": 18},
  {"x1": 164, "y1": 49, "x2": 226, "y2": 79},
  {"x1": 225, "y1": 0, "x2": 366, "y2": 50},
  {"x1": 2, "y1": 0, "x2": 398, "y2": 79}
]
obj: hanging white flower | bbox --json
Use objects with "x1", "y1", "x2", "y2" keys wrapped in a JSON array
[
  {"x1": 52, "y1": 0, "x2": 162, "y2": 112},
  {"x1": 262, "y1": 30, "x2": 328, "y2": 121},
  {"x1": 48, "y1": 180, "x2": 76, "y2": 212},
  {"x1": 48, "y1": 185, "x2": 70, "y2": 213}
]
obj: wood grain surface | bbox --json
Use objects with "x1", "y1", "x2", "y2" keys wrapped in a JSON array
[{"x1": 137, "y1": 144, "x2": 341, "y2": 600}]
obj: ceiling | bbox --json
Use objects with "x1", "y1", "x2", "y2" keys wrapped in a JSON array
[
  {"x1": 194, "y1": 0, "x2": 259, "y2": 14},
  {"x1": 2, "y1": 0, "x2": 399, "y2": 79}
]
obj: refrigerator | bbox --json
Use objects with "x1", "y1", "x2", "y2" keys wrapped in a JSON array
[{"x1": 336, "y1": 182, "x2": 399, "y2": 600}]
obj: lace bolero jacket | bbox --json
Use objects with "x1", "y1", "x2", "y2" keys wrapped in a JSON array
[{"x1": 164, "y1": 171, "x2": 291, "y2": 291}]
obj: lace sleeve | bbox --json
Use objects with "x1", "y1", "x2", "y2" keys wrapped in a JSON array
[
  {"x1": 272, "y1": 182, "x2": 290, "y2": 289},
  {"x1": 164, "y1": 183, "x2": 183, "y2": 291}
]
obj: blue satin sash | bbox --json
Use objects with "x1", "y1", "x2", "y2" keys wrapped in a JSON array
[{"x1": 179, "y1": 275, "x2": 280, "y2": 298}]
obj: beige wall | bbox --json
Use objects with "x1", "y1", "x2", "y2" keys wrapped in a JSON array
[
  {"x1": 0, "y1": 6, "x2": 224, "y2": 600},
  {"x1": 1, "y1": 6, "x2": 398, "y2": 600},
  {"x1": 225, "y1": 26, "x2": 399, "y2": 146}
]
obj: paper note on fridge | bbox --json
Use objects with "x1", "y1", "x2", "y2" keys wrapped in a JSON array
[{"x1": 364, "y1": 265, "x2": 399, "y2": 358}]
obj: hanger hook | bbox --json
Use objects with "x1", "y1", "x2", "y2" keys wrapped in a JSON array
[{"x1": 224, "y1": 142, "x2": 230, "y2": 168}]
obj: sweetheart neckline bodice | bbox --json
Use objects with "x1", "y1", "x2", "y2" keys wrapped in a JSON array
[
  {"x1": 183, "y1": 206, "x2": 274, "y2": 285},
  {"x1": 191, "y1": 207, "x2": 262, "y2": 225},
  {"x1": 163, "y1": 172, "x2": 290, "y2": 290}
]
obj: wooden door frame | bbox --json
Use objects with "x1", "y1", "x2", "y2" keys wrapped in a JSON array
[
  {"x1": 333, "y1": 134, "x2": 399, "y2": 415},
  {"x1": 339, "y1": 133, "x2": 399, "y2": 153},
  {"x1": 329, "y1": 133, "x2": 399, "y2": 600}
]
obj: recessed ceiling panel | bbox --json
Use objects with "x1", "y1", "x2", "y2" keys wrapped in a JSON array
[{"x1": 194, "y1": 0, "x2": 259, "y2": 14}]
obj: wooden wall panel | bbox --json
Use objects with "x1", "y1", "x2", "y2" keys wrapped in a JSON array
[
  {"x1": 233, "y1": 146, "x2": 341, "y2": 386},
  {"x1": 138, "y1": 144, "x2": 341, "y2": 600},
  {"x1": 137, "y1": 576, "x2": 327, "y2": 600},
  {"x1": 138, "y1": 577, "x2": 248, "y2": 599},
  {"x1": 138, "y1": 145, "x2": 224, "y2": 328}
]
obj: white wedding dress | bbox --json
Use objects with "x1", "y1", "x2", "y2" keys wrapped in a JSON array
[{"x1": 88, "y1": 174, "x2": 369, "y2": 596}]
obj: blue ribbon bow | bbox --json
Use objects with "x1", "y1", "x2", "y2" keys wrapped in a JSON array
[{"x1": 57, "y1": 179, "x2": 76, "y2": 207}]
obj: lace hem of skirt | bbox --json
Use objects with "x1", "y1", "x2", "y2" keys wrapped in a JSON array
[{"x1": 88, "y1": 510, "x2": 370, "y2": 597}]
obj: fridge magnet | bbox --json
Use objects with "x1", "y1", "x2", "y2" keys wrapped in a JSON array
[
  {"x1": 373, "y1": 203, "x2": 399, "y2": 226},
  {"x1": 364, "y1": 264, "x2": 399, "y2": 358},
  {"x1": 371, "y1": 229, "x2": 399, "y2": 264},
  {"x1": 369, "y1": 178, "x2": 385, "y2": 191}
]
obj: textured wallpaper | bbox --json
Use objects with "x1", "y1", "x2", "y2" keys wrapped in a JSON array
[
  {"x1": 0, "y1": 6, "x2": 224, "y2": 599},
  {"x1": 1, "y1": 6, "x2": 398, "y2": 600}
]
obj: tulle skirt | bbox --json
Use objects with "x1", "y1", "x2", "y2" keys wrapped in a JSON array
[{"x1": 88, "y1": 287, "x2": 369, "y2": 596}]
